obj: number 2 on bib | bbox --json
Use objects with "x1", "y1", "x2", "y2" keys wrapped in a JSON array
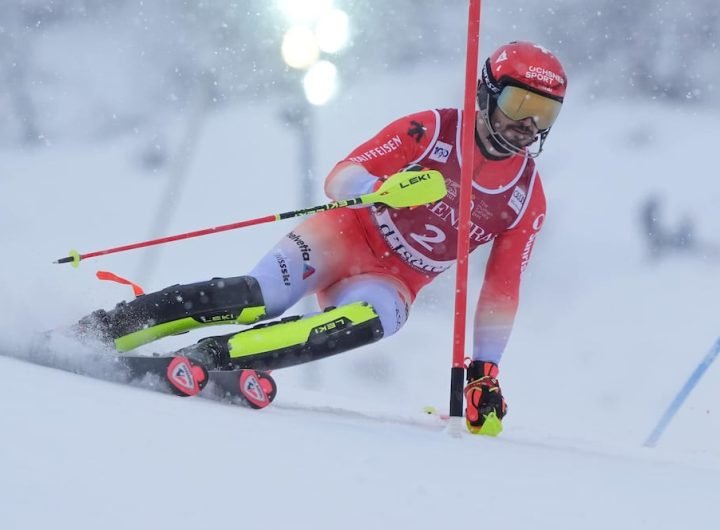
[{"x1": 410, "y1": 224, "x2": 446, "y2": 251}]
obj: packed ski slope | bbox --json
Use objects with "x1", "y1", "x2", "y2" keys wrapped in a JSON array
[
  {"x1": 1, "y1": 66, "x2": 719, "y2": 529},
  {"x1": 1, "y1": 353, "x2": 718, "y2": 530}
]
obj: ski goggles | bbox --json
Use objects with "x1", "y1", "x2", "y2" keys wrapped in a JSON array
[{"x1": 496, "y1": 85, "x2": 563, "y2": 130}]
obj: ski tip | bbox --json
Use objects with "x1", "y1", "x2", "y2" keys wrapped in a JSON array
[
  {"x1": 238, "y1": 370, "x2": 277, "y2": 409},
  {"x1": 165, "y1": 356, "x2": 209, "y2": 397}
]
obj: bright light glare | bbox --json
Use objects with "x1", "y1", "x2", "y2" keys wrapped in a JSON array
[
  {"x1": 315, "y1": 9, "x2": 350, "y2": 53},
  {"x1": 281, "y1": 26, "x2": 320, "y2": 69},
  {"x1": 303, "y1": 60, "x2": 339, "y2": 106},
  {"x1": 277, "y1": 0, "x2": 334, "y2": 25}
]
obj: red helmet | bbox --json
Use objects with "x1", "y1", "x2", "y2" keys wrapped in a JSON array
[
  {"x1": 478, "y1": 41, "x2": 567, "y2": 156},
  {"x1": 483, "y1": 41, "x2": 567, "y2": 102}
]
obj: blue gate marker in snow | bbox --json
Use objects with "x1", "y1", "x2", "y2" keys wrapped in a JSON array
[{"x1": 644, "y1": 337, "x2": 720, "y2": 448}]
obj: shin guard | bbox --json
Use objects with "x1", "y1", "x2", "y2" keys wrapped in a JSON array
[
  {"x1": 91, "y1": 276, "x2": 266, "y2": 352},
  {"x1": 201, "y1": 302, "x2": 384, "y2": 371}
]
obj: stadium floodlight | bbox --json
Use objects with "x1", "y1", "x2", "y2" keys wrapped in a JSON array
[
  {"x1": 314, "y1": 8, "x2": 350, "y2": 53},
  {"x1": 281, "y1": 26, "x2": 320, "y2": 70},
  {"x1": 303, "y1": 60, "x2": 339, "y2": 106}
]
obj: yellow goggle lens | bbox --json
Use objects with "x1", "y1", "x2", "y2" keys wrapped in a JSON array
[{"x1": 497, "y1": 86, "x2": 562, "y2": 130}]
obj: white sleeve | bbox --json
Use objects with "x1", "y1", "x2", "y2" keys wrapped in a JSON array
[{"x1": 324, "y1": 162, "x2": 380, "y2": 201}]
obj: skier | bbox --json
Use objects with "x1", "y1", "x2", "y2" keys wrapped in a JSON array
[{"x1": 77, "y1": 41, "x2": 567, "y2": 433}]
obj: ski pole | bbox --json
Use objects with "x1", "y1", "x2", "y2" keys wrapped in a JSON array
[{"x1": 54, "y1": 169, "x2": 447, "y2": 267}]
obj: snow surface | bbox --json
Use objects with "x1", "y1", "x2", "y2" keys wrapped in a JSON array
[{"x1": 1, "y1": 61, "x2": 720, "y2": 530}]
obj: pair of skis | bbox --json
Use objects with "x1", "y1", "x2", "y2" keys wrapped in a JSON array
[{"x1": 119, "y1": 354, "x2": 277, "y2": 409}]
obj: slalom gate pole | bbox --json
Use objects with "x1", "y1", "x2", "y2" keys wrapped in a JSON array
[
  {"x1": 449, "y1": 0, "x2": 482, "y2": 420},
  {"x1": 53, "y1": 169, "x2": 447, "y2": 267},
  {"x1": 643, "y1": 337, "x2": 720, "y2": 448}
]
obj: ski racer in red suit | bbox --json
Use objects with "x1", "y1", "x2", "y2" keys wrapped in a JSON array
[{"x1": 77, "y1": 41, "x2": 567, "y2": 434}]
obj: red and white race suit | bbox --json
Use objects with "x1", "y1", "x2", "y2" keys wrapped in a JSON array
[{"x1": 249, "y1": 109, "x2": 546, "y2": 363}]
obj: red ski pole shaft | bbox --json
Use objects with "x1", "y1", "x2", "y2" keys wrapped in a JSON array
[
  {"x1": 53, "y1": 199, "x2": 362, "y2": 266},
  {"x1": 53, "y1": 169, "x2": 448, "y2": 267},
  {"x1": 54, "y1": 214, "x2": 278, "y2": 265}
]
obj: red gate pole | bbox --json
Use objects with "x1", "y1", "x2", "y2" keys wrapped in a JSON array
[{"x1": 449, "y1": 0, "x2": 482, "y2": 419}]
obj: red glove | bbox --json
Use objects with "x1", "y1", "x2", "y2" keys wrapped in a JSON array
[{"x1": 464, "y1": 360, "x2": 507, "y2": 435}]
